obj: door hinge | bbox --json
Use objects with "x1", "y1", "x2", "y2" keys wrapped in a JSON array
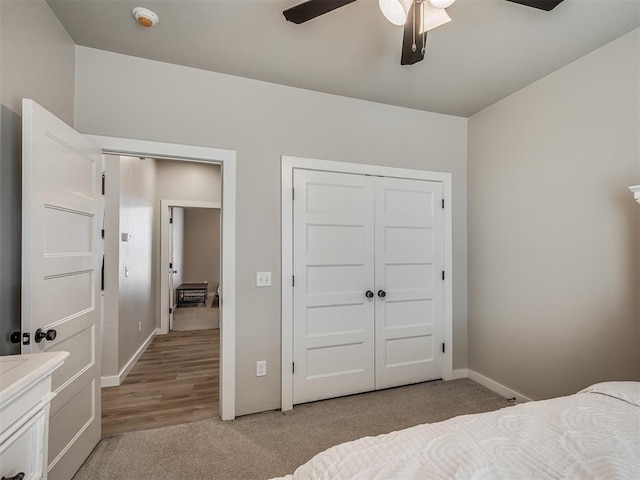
[
  {"x1": 169, "y1": 262, "x2": 173, "y2": 269},
  {"x1": 101, "y1": 172, "x2": 105, "y2": 195},
  {"x1": 292, "y1": 188, "x2": 295, "y2": 201},
  {"x1": 442, "y1": 198, "x2": 445, "y2": 209},
  {"x1": 22, "y1": 332, "x2": 31, "y2": 346},
  {"x1": 169, "y1": 307, "x2": 173, "y2": 314},
  {"x1": 292, "y1": 362, "x2": 295, "y2": 374},
  {"x1": 442, "y1": 271, "x2": 445, "y2": 281},
  {"x1": 169, "y1": 217, "x2": 173, "y2": 224},
  {"x1": 101, "y1": 229, "x2": 105, "y2": 239},
  {"x1": 442, "y1": 343, "x2": 445, "y2": 353},
  {"x1": 292, "y1": 275, "x2": 295, "y2": 287}
]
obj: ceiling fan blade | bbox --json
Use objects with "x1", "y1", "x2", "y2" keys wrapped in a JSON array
[
  {"x1": 283, "y1": 0, "x2": 358, "y2": 24},
  {"x1": 401, "y1": 2, "x2": 425, "y2": 66},
  {"x1": 504, "y1": 0, "x2": 564, "y2": 11}
]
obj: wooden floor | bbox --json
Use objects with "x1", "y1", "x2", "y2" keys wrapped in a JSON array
[{"x1": 102, "y1": 329, "x2": 219, "y2": 436}]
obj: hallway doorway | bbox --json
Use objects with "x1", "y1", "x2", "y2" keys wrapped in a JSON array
[{"x1": 88, "y1": 134, "x2": 237, "y2": 422}]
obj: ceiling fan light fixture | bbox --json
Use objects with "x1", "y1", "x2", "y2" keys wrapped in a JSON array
[
  {"x1": 379, "y1": 0, "x2": 413, "y2": 26},
  {"x1": 428, "y1": 0, "x2": 456, "y2": 8},
  {"x1": 420, "y1": 2, "x2": 452, "y2": 33}
]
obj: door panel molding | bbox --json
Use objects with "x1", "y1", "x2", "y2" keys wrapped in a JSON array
[{"x1": 281, "y1": 155, "x2": 453, "y2": 412}]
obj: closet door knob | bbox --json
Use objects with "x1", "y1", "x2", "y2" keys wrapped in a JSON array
[
  {"x1": 377, "y1": 290, "x2": 386, "y2": 298},
  {"x1": 365, "y1": 290, "x2": 374, "y2": 299}
]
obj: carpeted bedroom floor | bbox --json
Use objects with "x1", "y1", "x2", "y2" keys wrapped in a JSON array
[{"x1": 73, "y1": 379, "x2": 511, "y2": 480}]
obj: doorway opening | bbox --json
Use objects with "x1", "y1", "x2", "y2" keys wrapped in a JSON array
[
  {"x1": 166, "y1": 203, "x2": 221, "y2": 333},
  {"x1": 87, "y1": 135, "x2": 236, "y2": 424},
  {"x1": 101, "y1": 156, "x2": 224, "y2": 435}
]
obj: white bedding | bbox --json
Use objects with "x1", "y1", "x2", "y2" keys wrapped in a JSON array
[{"x1": 273, "y1": 382, "x2": 640, "y2": 479}]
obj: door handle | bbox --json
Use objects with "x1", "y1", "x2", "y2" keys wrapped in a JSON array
[
  {"x1": 2, "y1": 472, "x2": 25, "y2": 480},
  {"x1": 365, "y1": 290, "x2": 374, "y2": 299},
  {"x1": 377, "y1": 290, "x2": 386, "y2": 298},
  {"x1": 34, "y1": 328, "x2": 57, "y2": 343}
]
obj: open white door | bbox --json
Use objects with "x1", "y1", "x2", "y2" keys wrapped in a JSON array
[{"x1": 22, "y1": 99, "x2": 102, "y2": 479}]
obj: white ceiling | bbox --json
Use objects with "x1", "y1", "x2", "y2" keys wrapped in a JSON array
[{"x1": 47, "y1": 0, "x2": 640, "y2": 117}]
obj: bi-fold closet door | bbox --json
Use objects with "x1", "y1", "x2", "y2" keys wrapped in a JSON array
[{"x1": 293, "y1": 168, "x2": 444, "y2": 405}]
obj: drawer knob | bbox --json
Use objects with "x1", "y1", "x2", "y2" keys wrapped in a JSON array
[{"x1": 2, "y1": 473, "x2": 25, "y2": 480}]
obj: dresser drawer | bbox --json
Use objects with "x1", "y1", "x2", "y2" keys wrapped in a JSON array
[{"x1": 0, "y1": 407, "x2": 47, "y2": 480}]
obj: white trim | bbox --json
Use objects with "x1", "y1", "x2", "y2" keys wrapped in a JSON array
[
  {"x1": 629, "y1": 185, "x2": 640, "y2": 204},
  {"x1": 450, "y1": 368, "x2": 468, "y2": 380},
  {"x1": 467, "y1": 369, "x2": 532, "y2": 403},
  {"x1": 159, "y1": 200, "x2": 221, "y2": 335},
  {"x1": 280, "y1": 155, "x2": 454, "y2": 412},
  {"x1": 101, "y1": 330, "x2": 155, "y2": 387},
  {"x1": 84, "y1": 135, "x2": 236, "y2": 421}
]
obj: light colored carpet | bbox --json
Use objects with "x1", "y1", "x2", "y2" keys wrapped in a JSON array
[
  {"x1": 73, "y1": 379, "x2": 511, "y2": 480},
  {"x1": 172, "y1": 296, "x2": 219, "y2": 331}
]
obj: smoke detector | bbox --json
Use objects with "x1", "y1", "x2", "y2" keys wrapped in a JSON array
[{"x1": 132, "y1": 7, "x2": 159, "y2": 28}]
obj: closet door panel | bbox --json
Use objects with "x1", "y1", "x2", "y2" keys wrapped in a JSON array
[
  {"x1": 292, "y1": 169, "x2": 375, "y2": 405},
  {"x1": 374, "y1": 177, "x2": 444, "y2": 390}
]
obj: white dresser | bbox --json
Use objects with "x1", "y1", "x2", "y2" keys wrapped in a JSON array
[{"x1": 0, "y1": 352, "x2": 68, "y2": 480}]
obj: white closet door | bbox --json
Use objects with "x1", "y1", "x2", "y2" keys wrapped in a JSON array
[
  {"x1": 374, "y1": 177, "x2": 444, "y2": 389},
  {"x1": 292, "y1": 169, "x2": 375, "y2": 404}
]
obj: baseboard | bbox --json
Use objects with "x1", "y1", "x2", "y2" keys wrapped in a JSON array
[
  {"x1": 466, "y1": 369, "x2": 532, "y2": 403},
  {"x1": 101, "y1": 330, "x2": 156, "y2": 388},
  {"x1": 450, "y1": 368, "x2": 468, "y2": 380},
  {"x1": 101, "y1": 375, "x2": 120, "y2": 388}
]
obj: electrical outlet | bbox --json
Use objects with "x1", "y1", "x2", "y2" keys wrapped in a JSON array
[
  {"x1": 138, "y1": 321, "x2": 142, "y2": 333},
  {"x1": 256, "y1": 360, "x2": 266, "y2": 377}
]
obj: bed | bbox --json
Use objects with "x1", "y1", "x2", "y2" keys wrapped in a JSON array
[{"x1": 273, "y1": 382, "x2": 640, "y2": 479}]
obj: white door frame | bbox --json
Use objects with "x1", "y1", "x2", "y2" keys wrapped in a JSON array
[
  {"x1": 85, "y1": 135, "x2": 236, "y2": 421},
  {"x1": 281, "y1": 155, "x2": 453, "y2": 412},
  {"x1": 160, "y1": 200, "x2": 221, "y2": 333}
]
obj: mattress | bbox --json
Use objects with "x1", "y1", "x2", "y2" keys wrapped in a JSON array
[{"x1": 272, "y1": 382, "x2": 640, "y2": 479}]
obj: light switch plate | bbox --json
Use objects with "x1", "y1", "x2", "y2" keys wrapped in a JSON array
[
  {"x1": 256, "y1": 360, "x2": 266, "y2": 377},
  {"x1": 256, "y1": 272, "x2": 272, "y2": 287}
]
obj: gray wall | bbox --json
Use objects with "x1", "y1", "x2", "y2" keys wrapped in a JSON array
[
  {"x1": 468, "y1": 28, "x2": 640, "y2": 400},
  {"x1": 183, "y1": 208, "x2": 221, "y2": 293},
  {"x1": 117, "y1": 156, "x2": 158, "y2": 370},
  {"x1": 75, "y1": 46, "x2": 469, "y2": 415},
  {"x1": 0, "y1": 0, "x2": 75, "y2": 355}
]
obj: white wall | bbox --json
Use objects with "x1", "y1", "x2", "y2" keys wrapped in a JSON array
[
  {"x1": 0, "y1": 0, "x2": 75, "y2": 355},
  {"x1": 468, "y1": 28, "x2": 640, "y2": 400},
  {"x1": 183, "y1": 208, "x2": 220, "y2": 293},
  {"x1": 75, "y1": 47, "x2": 468, "y2": 416}
]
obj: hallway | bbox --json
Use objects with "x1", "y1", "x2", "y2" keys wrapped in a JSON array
[{"x1": 101, "y1": 329, "x2": 219, "y2": 436}]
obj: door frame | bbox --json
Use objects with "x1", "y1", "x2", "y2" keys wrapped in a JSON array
[
  {"x1": 160, "y1": 200, "x2": 221, "y2": 333},
  {"x1": 85, "y1": 135, "x2": 237, "y2": 421},
  {"x1": 281, "y1": 155, "x2": 453, "y2": 412}
]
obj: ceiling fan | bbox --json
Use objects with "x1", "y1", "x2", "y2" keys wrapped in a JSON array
[{"x1": 283, "y1": 0, "x2": 565, "y2": 65}]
